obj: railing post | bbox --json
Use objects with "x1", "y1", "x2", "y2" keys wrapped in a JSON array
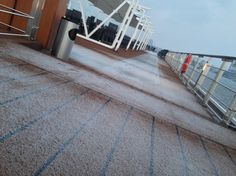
[
  {"x1": 203, "y1": 60, "x2": 230, "y2": 104},
  {"x1": 187, "y1": 57, "x2": 201, "y2": 86},
  {"x1": 133, "y1": 17, "x2": 147, "y2": 50},
  {"x1": 115, "y1": 0, "x2": 138, "y2": 51},
  {"x1": 140, "y1": 30, "x2": 149, "y2": 50},
  {"x1": 126, "y1": 9, "x2": 144, "y2": 50},
  {"x1": 194, "y1": 58, "x2": 211, "y2": 91},
  {"x1": 226, "y1": 94, "x2": 236, "y2": 125},
  {"x1": 26, "y1": 0, "x2": 46, "y2": 40}
]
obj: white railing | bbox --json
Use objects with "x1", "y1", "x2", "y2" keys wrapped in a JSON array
[
  {"x1": 165, "y1": 52, "x2": 236, "y2": 128},
  {"x1": 68, "y1": 0, "x2": 153, "y2": 51}
]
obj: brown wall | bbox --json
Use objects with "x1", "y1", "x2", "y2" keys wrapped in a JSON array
[
  {"x1": 37, "y1": 0, "x2": 68, "y2": 49},
  {"x1": 11, "y1": 0, "x2": 33, "y2": 31},
  {"x1": 0, "y1": 0, "x2": 33, "y2": 31},
  {"x1": 0, "y1": 0, "x2": 68, "y2": 49},
  {"x1": 0, "y1": 0, "x2": 16, "y2": 30}
]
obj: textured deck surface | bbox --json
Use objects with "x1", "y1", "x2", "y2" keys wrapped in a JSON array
[{"x1": 0, "y1": 41, "x2": 236, "y2": 175}]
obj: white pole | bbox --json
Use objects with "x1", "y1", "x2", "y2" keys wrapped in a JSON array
[
  {"x1": 137, "y1": 25, "x2": 149, "y2": 50},
  {"x1": 143, "y1": 32, "x2": 152, "y2": 50},
  {"x1": 79, "y1": 0, "x2": 89, "y2": 37},
  {"x1": 88, "y1": 0, "x2": 128, "y2": 38},
  {"x1": 115, "y1": 0, "x2": 138, "y2": 51},
  {"x1": 126, "y1": 9, "x2": 145, "y2": 50},
  {"x1": 132, "y1": 17, "x2": 147, "y2": 50},
  {"x1": 203, "y1": 60, "x2": 230, "y2": 104},
  {"x1": 141, "y1": 31, "x2": 150, "y2": 50},
  {"x1": 112, "y1": 0, "x2": 136, "y2": 49}
]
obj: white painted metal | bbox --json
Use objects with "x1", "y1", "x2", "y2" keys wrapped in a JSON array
[
  {"x1": 115, "y1": 0, "x2": 138, "y2": 51},
  {"x1": 143, "y1": 32, "x2": 153, "y2": 50},
  {"x1": 126, "y1": 10, "x2": 144, "y2": 50},
  {"x1": 187, "y1": 57, "x2": 201, "y2": 86},
  {"x1": 79, "y1": 0, "x2": 89, "y2": 37},
  {"x1": 73, "y1": 0, "x2": 152, "y2": 51},
  {"x1": 26, "y1": 0, "x2": 46, "y2": 40},
  {"x1": 132, "y1": 17, "x2": 147, "y2": 50},
  {"x1": 112, "y1": 0, "x2": 136, "y2": 50},
  {"x1": 0, "y1": 1, "x2": 43, "y2": 39},
  {"x1": 76, "y1": 0, "x2": 137, "y2": 50},
  {"x1": 226, "y1": 95, "x2": 236, "y2": 125},
  {"x1": 134, "y1": 19, "x2": 147, "y2": 50},
  {"x1": 142, "y1": 31, "x2": 152, "y2": 50},
  {"x1": 203, "y1": 61, "x2": 230, "y2": 104},
  {"x1": 0, "y1": 4, "x2": 33, "y2": 18},
  {"x1": 88, "y1": 0, "x2": 128, "y2": 38},
  {"x1": 194, "y1": 58, "x2": 211, "y2": 90},
  {"x1": 138, "y1": 25, "x2": 149, "y2": 50},
  {"x1": 0, "y1": 21, "x2": 25, "y2": 33}
]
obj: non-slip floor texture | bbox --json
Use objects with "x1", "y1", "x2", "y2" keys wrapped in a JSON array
[{"x1": 1, "y1": 49, "x2": 236, "y2": 176}]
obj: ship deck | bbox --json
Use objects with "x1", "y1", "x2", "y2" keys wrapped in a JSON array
[{"x1": 0, "y1": 39, "x2": 236, "y2": 175}]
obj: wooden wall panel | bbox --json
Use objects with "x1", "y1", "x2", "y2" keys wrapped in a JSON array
[
  {"x1": 37, "y1": 0, "x2": 68, "y2": 49},
  {"x1": 0, "y1": 0, "x2": 16, "y2": 30},
  {"x1": 0, "y1": 0, "x2": 32, "y2": 32},
  {"x1": 11, "y1": 0, "x2": 33, "y2": 31}
]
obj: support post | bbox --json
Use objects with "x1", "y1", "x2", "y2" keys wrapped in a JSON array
[
  {"x1": 126, "y1": 9, "x2": 144, "y2": 50},
  {"x1": 112, "y1": 0, "x2": 136, "y2": 50},
  {"x1": 187, "y1": 57, "x2": 201, "y2": 86},
  {"x1": 142, "y1": 32, "x2": 152, "y2": 50},
  {"x1": 143, "y1": 32, "x2": 152, "y2": 50},
  {"x1": 203, "y1": 60, "x2": 230, "y2": 104},
  {"x1": 140, "y1": 31, "x2": 149, "y2": 50},
  {"x1": 115, "y1": 0, "x2": 138, "y2": 51},
  {"x1": 226, "y1": 94, "x2": 236, "y2": 125},
  {"x1": 137, "y1": 24, "x2": 149, "y2": 50},
  {"x1": 26, "y1": 0, "x2": 46, "y2": 40},
  {"x1": 194, "y1": 58, "x2": 211, "y2": 90},
  {"x1": 133, "y1": 17, "x2": 147, "y2": 50}
]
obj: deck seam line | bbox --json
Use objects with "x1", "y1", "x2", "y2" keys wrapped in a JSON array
[
  {"x1": 199, "y1": 137, "x2": 219, "y2": 176},
  {"x1": 0, "y1": 71, "x2": 47, "y2": 85},
  {"x1": 33, "y1": 98, "x2": 111, "y2": 176},
  {"x1": 149, "y1": 116, "x2": 155, "y2": 176},
  {"x1": 0, "y1": 89, "x2": 89, "y2": 143},
  {"x1": 175, "y1": 126, "x2": 189, "y2": 176},
  {"x1": 0, "y1": 63, "x2": 28, "y2": 69},
  {"x1": 0, "y1": 80, "x2": 71, "y2": 106},
  {"x1": 100, "y1": 106, "x2": 133, "y2": 176},
  {"x1": 223, "y1": 146, "x2": 236, "y2": 167}
]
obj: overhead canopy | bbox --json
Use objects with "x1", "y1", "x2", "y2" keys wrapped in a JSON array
[{"x1": 88, "y1": 0, "x2": 139, "y2": 27}]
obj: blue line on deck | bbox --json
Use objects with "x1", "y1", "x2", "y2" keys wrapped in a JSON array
[
  {"x1": 0, "y1": 72, "x2": 47, "y2": 85},
  {"x1": 149, "y1": 116, "x2": 155, "y2": 176},
  {"x1": 0, "y1": 80, "x2": 70, "y2": 106},
  {"x1": 0, "y1": 89, "x2": 88, "y2": 143},
  {"x1": 100, "y1": 107, "x2": 133, "y2": 176},
  {"x1": 176, "y1": 126, "x2": 189, "y2": 176},
  {"x1": 33, "y1": 98, "x2": 111, "y2": 176},
  {"x1": 200, "y1": 137, "x2": 219, "y2": 176},
  {"x1": 0, "y1": 63, "x2": 28, "y2": 69}
]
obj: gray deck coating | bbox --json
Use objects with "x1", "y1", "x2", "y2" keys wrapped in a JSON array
[{"x1": 0, "y1": 40, "x2": 236, "y2": 175}]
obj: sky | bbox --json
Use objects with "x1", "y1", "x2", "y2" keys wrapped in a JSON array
[{"x1": 139, "y1": 0, "x2": 236, "y2": 57}]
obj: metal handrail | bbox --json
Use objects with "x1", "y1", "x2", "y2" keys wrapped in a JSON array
[
  {"x1": 0, "y1": 3, "x2": 34, "y2": 37},
  {"x1": 0, "y1": 4, "x2": 32, "y2": 17},
  {"x1": 165, "y1": 54, "x2": 236, "y2": 127}
]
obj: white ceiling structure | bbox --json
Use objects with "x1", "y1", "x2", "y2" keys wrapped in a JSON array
[
  {"x1": 74, "y1": 0, "x2": 154, "y2": 51},
  {"x1": 88, "y1": 0, "x2": 143, "y2": 27}
]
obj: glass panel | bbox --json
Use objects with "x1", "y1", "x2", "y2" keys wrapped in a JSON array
[
  {"x1": 212, "y1": 83, "x2": 235, "y2": 109},
  {"x1": 202, "y1": 77, "x2": 213, "y2": 92},
  {"x1": 221, "y1": 61, "x2": 236, "y2": 92}
]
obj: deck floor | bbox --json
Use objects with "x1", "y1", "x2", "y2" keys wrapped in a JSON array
[{"x1": 0, "y1": 41, "x2": 236, "y2": 175}]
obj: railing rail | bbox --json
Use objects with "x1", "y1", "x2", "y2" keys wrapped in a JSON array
[
  {"x1": 165, "y1": 52, "x2": 236, "y2": 128},
  {"x1": 0, "y1": 0, "x2": 45, "y2": 39}
]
